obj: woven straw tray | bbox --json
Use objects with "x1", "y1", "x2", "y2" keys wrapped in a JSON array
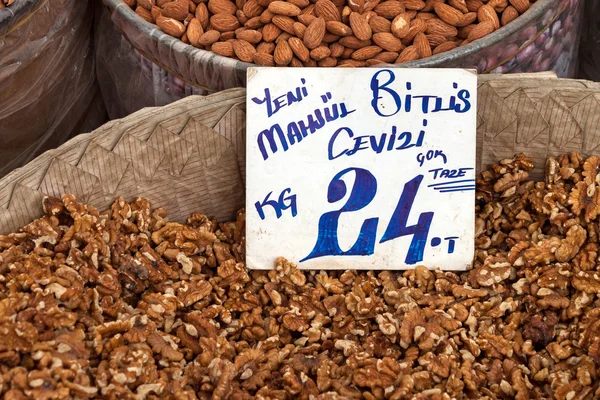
[{"x1": 1, "y1": 73, "x2": 600, "y2": 234}]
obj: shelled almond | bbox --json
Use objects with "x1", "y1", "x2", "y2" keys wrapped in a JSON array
[{"x1": 128, "y1": 0, "x2": 534, "y2": 66}]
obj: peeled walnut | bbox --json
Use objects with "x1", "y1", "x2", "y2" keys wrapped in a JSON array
[{"x1": 2, "y1": 153, "x2": 600, "y2": 398}]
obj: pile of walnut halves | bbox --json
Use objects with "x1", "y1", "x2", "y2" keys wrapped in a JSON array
[{"x1": 1, "y1": 152, "x2": 600, "y2": 400}]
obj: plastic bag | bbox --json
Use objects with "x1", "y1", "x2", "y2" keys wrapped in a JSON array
[
  {"x1": 0, "y1": 0, "x2": 107, "y2": 178},
  {"x1": 95, "y1": 3, "x2": 213, "y2": 119},
  {"x1": 578, "y1": 0, "x2": 600, "y2": 81}
]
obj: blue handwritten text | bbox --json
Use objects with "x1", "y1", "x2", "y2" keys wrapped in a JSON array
[
  {"x1": 255, "y1": 188, "x2": 298, "y2": 220},
  {"x1": 416, "y1": 149, "x2": 447, "y2": 167},
  {"x1": 256, "y1": 92, "x2": 356, "y2": 160},
  {"x1": 301, "y1": 170, "x2": 440, "y2": 265},
  {"x1": 251, "y1": 79, "x2": 309, "y2": 118},
  {"x1": 370, "y1": 69, "x2": 471, "y2": 117},
  {"x1": 428, "y1": 167, "x2": 473, "y2": 179},
  {"x1": 328, "y1": 121, "x2": 426, "y2": 160}
]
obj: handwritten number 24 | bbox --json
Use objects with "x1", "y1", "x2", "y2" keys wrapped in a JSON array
[{"x1": 300, "y1": 168, "x2": 433, "y2": 264}]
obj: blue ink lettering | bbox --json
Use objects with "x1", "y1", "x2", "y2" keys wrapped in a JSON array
[
  {"x1": 445, "y1": 237, "x2": 459, "y2": 253},
  {"x1": 456, "y1": 89, "x2": 471, "y2": 113},
  {"x1": 370, "y1": 70, "x2": 401, "y2": 117},
  {"x1": 251, "y1": 78, "x2": 309, "y2": 117},
  {"x1": 395, "y1": 130, "x2": 415, "y2": 150},
  {"x1": 257, "y1": 125, "x2": 288, "y2": 161},
  {"x1": 255, "y1": 188, "x2": 298, "y2": 220},
  {"x1": 370, "y1": 134, "x2": 387, "y2": 154},
  {"x1": 439, "y1": 188, "x2": 476, "y2": 193},
  {"x1": 416, "y1": 119, "x2": 427, "y2": 146},
  {"x1": 287, "y1": 123, "x2": 303, "y2": 145},
  {"x1": 404, "y1": 82, "x2": 412, "y2": 112},
  {"x1": 413, "y1": 95, "x2": 437, "y2": 114},
  {"x1": 298, "y1": 108, "x2": 326, "y2": 136},
  {"x1": 368, "y1": 75, "x2": 472, "y2": 115},
  {"x1": 428, "y1": 178, "x2": 475, "y2": 187},
  {"x1": 380, "y1": 175, "x2": 434, "y2": 264},
  {"x1": 428, "y1": 167, "x2": 473, "y2": 179},
  {"x1": 257, "y1": 100, "x2": 355, "y2": 160},
  {"x1": 301, "y1": 168, "x2": 379, "y2": 262},
  {"x1": 347, "y1": 136, "x2": 370, "y2": 156},
  {"x1": 328, "y1": 125, "x2": 425, "y2": 160},
  {"x1": 302, "y1": 173, "x2": 440, "y2": 265},
  {"x1": 417, "y1": 150, "x2": 447, "y2": 167},
  {"x1": 329, "y1": 127, "x2": 353, "y2": 160}
]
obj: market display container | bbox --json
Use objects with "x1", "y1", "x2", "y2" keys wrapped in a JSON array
[
  {"x1": 96, "y1": 0, "x2": 583, "y2": 119},
  {"x1": 4, "y1": 74, "x2": 600, "y2": 400},
  {"x1": 401, "y1": 0, "x2": 582, "y2": 75},
  {"x1": 2, "y1": 73, "x2": 599, "y2": 234},
  {"x1": 0, "y1": 0, "x2": 107, "y2": 178}
]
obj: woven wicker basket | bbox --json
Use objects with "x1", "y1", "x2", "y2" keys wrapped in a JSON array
[{"x1": 1, "y1": 74, "x2": 600, "y2": 234}]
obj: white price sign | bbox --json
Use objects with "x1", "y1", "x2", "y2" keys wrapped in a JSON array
[{"x1": 245, "y1": 68, "x2": 477, "y2": 270}]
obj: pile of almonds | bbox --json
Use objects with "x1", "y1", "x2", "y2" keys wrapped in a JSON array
[
  {"x1": 2, "y1": 152, "x2": 600, "y2": 399},
  {"x1": 124, "y1": 0, "x2": 534, "y2": 67}
]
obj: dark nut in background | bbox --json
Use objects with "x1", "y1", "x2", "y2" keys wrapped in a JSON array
[{"x1": 2, "y1": 152, "x2": 600, "y2": 398}]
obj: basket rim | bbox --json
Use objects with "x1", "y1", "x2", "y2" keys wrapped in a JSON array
[
  {"x1": 106, "y1": 0, "x2": 251, "y2": 75},
  {"x1": 104, "y1": 0, "x2": 559, "y2": 76},
  {"x1": 388, "y1": 0, "x2": 562, "y2": 69}
]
